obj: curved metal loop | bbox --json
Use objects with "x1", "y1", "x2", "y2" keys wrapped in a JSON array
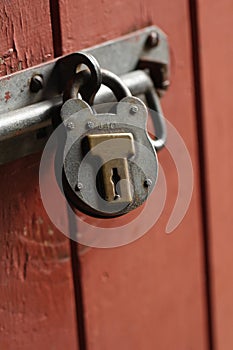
[
  {"x1": 61, "y1": 52, "x2": 102, "y2": 105},
  {"x1": 64, "y1": 68, "x2": 132, "y2": 106},
  {"x1": 63, "y1": 70, "x2": 92, "y2": 103},
  {"x1": 101, "y1": 69, "x2": 132, "y2": 100},
  {"x1": 145, "y1": 86, "x2": 167, "y2": 150},
  {"x1": 62, "y1": 56, "x2": 166, "y2": 150}
]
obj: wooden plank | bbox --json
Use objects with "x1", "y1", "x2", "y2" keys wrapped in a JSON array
[
  {"x1": 0, "y1": 2, "x2": 78, "y2": 349},
  {"x1": 196, "y1": 0, "x2": 233, "y2": 348},
  {"x1": 0, "y1": 1, "x2": 53, "y2": 75},
  {"x1": 57, "y1": 0, "x2": 150, "y2": 55},
  {"x1": 58, "y1": 0, "x2": 209, "y2": 348}
]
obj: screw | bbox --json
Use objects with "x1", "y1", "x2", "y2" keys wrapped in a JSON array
[
  {"x1": 75, "y1": 183, "x2": 83, "y2": 191},
  {"x1": 147, "y1": 31, "x2": 159, "y2": 48},
  {"x1": 30, "y1": 74, "x2": 43, "y2": 92},
  {"x1": 66, "y1": 122, "x2": 75, "y2": 130},
  {"x1": 130, "y1": 105, "x2": 138, "y2": 114},
  {"x1": 87, "y1": 121, "x2": 95, "y2": 129},
  {"x1": 144, "y1": 178, "x2": 152, "y2": 187}
]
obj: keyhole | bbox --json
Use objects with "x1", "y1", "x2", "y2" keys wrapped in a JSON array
[{"x1": 111, "y1": 168, "x2": 121, "y2": 200}]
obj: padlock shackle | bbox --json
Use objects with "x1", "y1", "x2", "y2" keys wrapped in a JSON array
[
  {"x1": 64, "y1": 68, "x2": 132, "y2": 106},
  {"x1": 63, "y1": 70, "x2": 91, "y2": 103},
  {"x1": 101, "y1": 69, "x2": 131, "y2": 100},
  {"x1": 57, "y1": 52, "x2": 102, "y2": 104},
  {"x1": 145, "y1": 87, "x2": 167, "y2": 150}
]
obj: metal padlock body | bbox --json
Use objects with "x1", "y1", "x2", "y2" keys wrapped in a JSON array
[{"x1": 61, "y1": 96, "x2": 158, "y2": 218}]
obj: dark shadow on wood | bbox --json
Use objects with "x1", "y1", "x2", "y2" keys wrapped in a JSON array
[
  {"x1": 189, "y1": 1, "x2": 214, "y2": 349},
  {"x1": 49, "y1": 0, "x2": 63, "y2": 57},
  {"x1": 68, "y1": 207, "x2": 87, "y2": 350}
]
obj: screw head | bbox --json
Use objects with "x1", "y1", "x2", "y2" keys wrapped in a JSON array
[
  {"x1": 130, "y1": 105, "x2": 139, "y2": 114},
  {"x1": 66, "y1": 122, "x2": 75, "y2": 130},
  {"x1": 144, "y1": 178, "x2": 152, "y2": 187},
  {"x1": 147, "y1": 31, "x2": 159, "y2": 48},
  {"x1": 30, "y1": 74, "x2": 43, "y2": 93},
  {"x1": 87, "y1": 121, "x2": 95, "y2": 129},
  {"x1": 75, "y1": 183, "x2": 83, "y2": 191}
]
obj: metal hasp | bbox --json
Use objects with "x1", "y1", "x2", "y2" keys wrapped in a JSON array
[{"x1": 0, "y1": 26, "x2": 169, "y2": 164}]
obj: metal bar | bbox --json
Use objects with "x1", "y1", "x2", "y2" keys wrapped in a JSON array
[
  {"x1": 0, "y1": 70, "x2": 153, "y2": 141},
  {"x1": 0, "y1": 97, "x2": 61, "y2": 141}
]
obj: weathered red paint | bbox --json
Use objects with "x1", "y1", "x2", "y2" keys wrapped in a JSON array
[
  {"x1": 197, "y1": 1, "x2": 233, "y2": 348},
  {"x1": 5, "y1": 0, "x2": 233, "y2": 348},
  {"x1": 4, "y1": 91, "x2": 11, "y2": 102},
  {"x1": 0, "y1": 1, "x2": 53, "y2": 75}
]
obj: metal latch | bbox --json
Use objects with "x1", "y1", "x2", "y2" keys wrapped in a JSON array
[{"x1": 0, "y1": 26, "x2": 169, "y2": 164}]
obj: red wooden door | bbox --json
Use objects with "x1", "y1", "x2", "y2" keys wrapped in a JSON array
[
  {"x1": 56, "y1": 1, "x2": 209, "y2": 349},
  {"x1": 195, "y1": 1, "x2": 233, "y2": 349},
  {"x1": 0, "y1": 0, "x2": 216, "y2": 349}
]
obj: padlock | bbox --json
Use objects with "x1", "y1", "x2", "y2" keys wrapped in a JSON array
[{"x1": 60, "y1": 67, "x2": 158, "y2": 218}]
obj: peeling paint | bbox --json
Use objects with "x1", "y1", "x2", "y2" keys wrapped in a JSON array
[{"x1": 4, "y1": 91, "x2": 11, "y2": 102}]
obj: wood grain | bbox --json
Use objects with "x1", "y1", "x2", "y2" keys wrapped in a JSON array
[
  {"x1": 0, "y1": 2, "x2": 78, "y2": 349},
  {"x1": 58, "y1": 0, "x2": 209, "y2": 349},
  {"x1": 0, "y1": 157, "x2": 78, "y2": 350},
  {"x1": 197, "y1": 0, "x2": 233, "y2": 348},
  {"x1": 0, "y1": 0, "x2": 53, "y2": 76}
]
